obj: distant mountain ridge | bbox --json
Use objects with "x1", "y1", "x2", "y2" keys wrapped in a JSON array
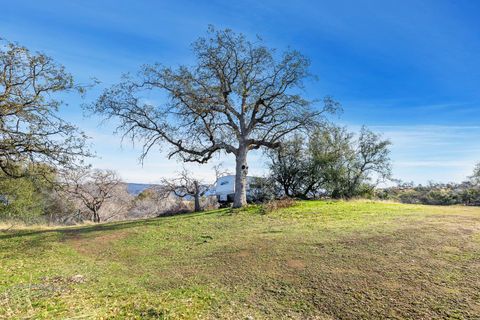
[{"x1": 126, "y1": 183, "x2": 156, "y2": 195}]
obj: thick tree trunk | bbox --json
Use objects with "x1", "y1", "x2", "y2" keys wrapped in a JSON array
[
  {"x1": 233, "y1": 146, "x2": 248, "y2": 208},
  {"x1": 194, "y1": 194, "x2": 201, "y2": 212}
]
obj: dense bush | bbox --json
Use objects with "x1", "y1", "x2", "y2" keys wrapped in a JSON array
[
  {"x1": 0, "y1": 176, "x2": 44, "y2": 221},
  {"x1": 0, "y1": 164, "x2": 66, "y2": 224}
]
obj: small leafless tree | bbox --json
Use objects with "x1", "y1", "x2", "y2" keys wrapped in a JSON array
[
  {"x1": 61, "y1": 168, "x2": 122, "y2": 222},
  {"x1": 212, "y1": 163, "x2": 232, "y2": 181},
  {"x1": 159, "y1": 170, "x2": 210, "y2": 212},
  {"x1": 0, "y1": 39, "x2": 90, "y2": 177},
  {"x1": 91, "y1": 27, "x2": 339, "y2": 208}
]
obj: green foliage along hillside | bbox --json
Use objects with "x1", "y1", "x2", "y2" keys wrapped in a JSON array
[
  {"x1": 1, "y1": 201, "x2": 479, "y2": 319},
  {"x1": 0, "y1": 176, "x2": 43, "y2": 220},
  {"x1": 0, "y1": 164, "x2": 55, "y2": 221}
]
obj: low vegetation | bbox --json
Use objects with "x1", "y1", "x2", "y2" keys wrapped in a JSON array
[
  {"x1": 1, "y1": 201, "x2": 479, "y2": 319},
  {"x1": 379, "y1": 181, "x2": 480, "y2": 206}
]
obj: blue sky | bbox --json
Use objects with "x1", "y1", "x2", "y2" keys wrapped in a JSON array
[{"x1": 2, "y1": 0, "x2": 480, "y2": 184}]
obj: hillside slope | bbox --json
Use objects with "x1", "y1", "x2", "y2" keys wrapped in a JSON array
[{"x1": 1, "y1": 201, "x2": 480, "y2": 319}]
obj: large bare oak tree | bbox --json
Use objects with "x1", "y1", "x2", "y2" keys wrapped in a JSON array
[{"x1": 92, "y1": 27, "x2": 338, "y2": 207}]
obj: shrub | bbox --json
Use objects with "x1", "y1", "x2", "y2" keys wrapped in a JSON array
[
  {"x1": 379, "y1": 182, "x2": 480, "y2": 206},
  {"x1": 0, "y1": 176, "x2": 44, "y2": 223},
  {"x1": 260, "y1": 197, "x2": 297, "y2": 214}
]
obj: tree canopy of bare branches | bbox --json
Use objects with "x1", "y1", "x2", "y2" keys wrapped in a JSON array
[
  {"x1": 91, "y1": 27, "x2": 339, "y2": 207},
  {"x1": 61, "y1": 168, "x2": 122, "y2": 223},
  {"x1": 0, "y1": 39, "x2": 89, "y2": 177},
  {"x1": 159, "y1": 169, "x2": 210, "y2": 212}
]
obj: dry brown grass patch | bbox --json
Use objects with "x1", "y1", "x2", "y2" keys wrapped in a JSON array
[{"x1": 261, "y1": 197, "x2": 297, "y2": 213}]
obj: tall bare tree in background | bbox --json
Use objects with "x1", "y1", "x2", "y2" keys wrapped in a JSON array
[
  {"x1": 91, "y1": 27, "x2": 338, "y2": 208},
  {"x1": 0, "y1": 39, "x2": 89, "y2": 177},
  {"x1": 61, "y1": 168, "x2": 121, "y2": 223},
  {"x1": 159, "y1": 169, "x2": 210, "y2": 212}
]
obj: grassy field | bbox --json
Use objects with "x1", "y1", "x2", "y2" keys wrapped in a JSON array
[{"x1": 1, "y1": 201, "x2": 480, "y2": 319}]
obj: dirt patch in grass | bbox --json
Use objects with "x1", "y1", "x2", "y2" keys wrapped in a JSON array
[
  {"x1": 64, "y1": 230, "x2": 132, "y2": 256},
  {"x1": 235, "y1": 249, "x2": 251, "y2": 258},
  {"x1": 286, "y1": 259, "x2": 306, "y2": 270}
]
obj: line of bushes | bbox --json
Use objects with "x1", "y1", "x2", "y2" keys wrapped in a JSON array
[{"x1": 376, "y1": 182, "x2": 480, "y2": 206}]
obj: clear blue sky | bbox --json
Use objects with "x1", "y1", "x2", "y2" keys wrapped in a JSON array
[{"x1": 2, "y1": 0, "x2": 480, "y2": 184}]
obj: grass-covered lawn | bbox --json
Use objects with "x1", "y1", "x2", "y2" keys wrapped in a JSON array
[{"x1": 1, "y1": 201, "x2": 480, "y2": 319}]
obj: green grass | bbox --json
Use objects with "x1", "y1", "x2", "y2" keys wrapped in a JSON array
[{"x1": 1, "y1": 200, "x2": 480, "y2": 319}]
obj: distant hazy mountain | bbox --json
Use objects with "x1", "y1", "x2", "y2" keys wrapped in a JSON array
[{"x1": 126, "y1": 183, "x2": 156, "y2": 195}]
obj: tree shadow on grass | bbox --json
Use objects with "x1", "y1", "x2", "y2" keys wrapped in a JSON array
[{"x1": 0, "y1": 208, "x2": 230, "y2": 240}]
